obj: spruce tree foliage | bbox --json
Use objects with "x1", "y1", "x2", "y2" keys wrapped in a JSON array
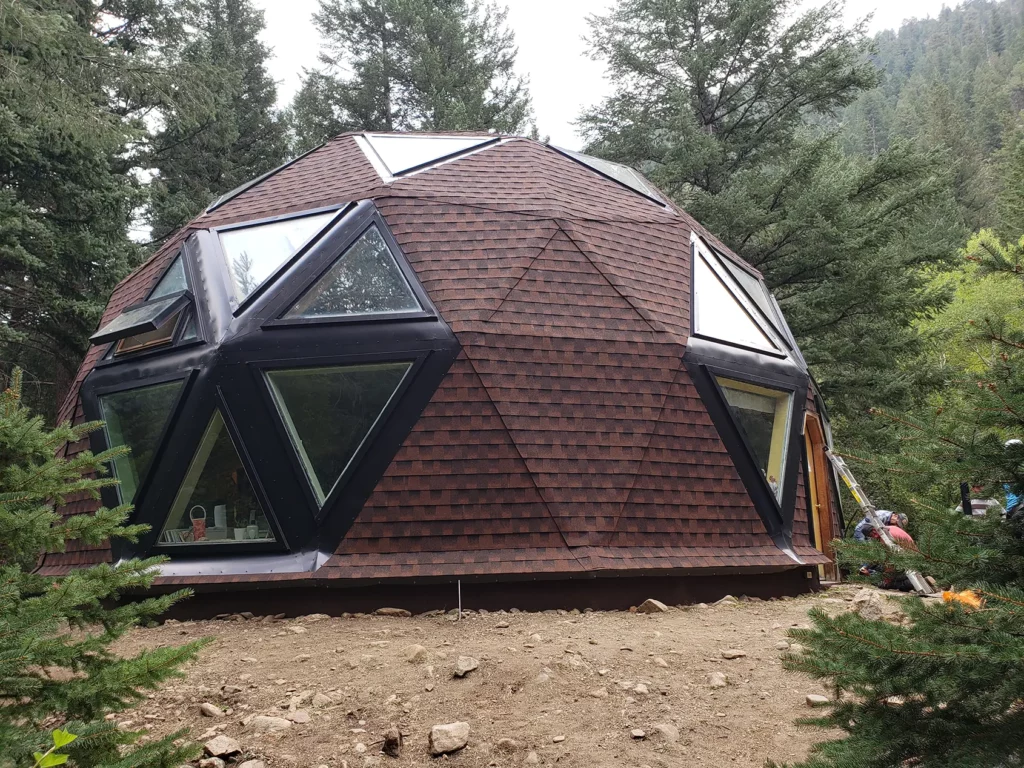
[
  {"x1": 0, "y1": 0, "x2": 194, "y2": 419},
  {"x1": 0, "y1": 370, "x2": 207, "y2": 768},
  {"x1": 289, "y1": 0, "x2": 533, "y2": 151},
  {"x1": 777, "y1": 233, "x2": 1024, "y2": 767},
  {"x1": 148, "y1": 0, "x2": 288, "y2": 242},
  {"x1": 579, "y1": 0, "x2": 964, "y2": 427}
]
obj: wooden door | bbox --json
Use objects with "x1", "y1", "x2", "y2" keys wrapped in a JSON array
[{"x1": 804, "y1": 413, "x2": 839, "y2": 581}]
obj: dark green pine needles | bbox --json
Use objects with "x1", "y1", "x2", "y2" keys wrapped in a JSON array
[{"x1": 0, "y1": 370, "x2": 208, "y2": 768}]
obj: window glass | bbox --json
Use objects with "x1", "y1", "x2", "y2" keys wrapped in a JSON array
[
  {"x1": 717, "y1": 377, "x2": 793, "y2": 500},
  {"x1": 148, "y1": 256, "x2": 187, "y2": 300},
  {"x1": 157, "y1": 410, "x2": 276, "y2": 546},
  {"x1": 557, "y1": 147, "x2": 664, "y2": 203},
  {"x1": 266, "y1": 362, "x2": 412, "y2": 505},
  {"x1": 693, "y1": 252, "x2": 780, "y2": 353},
  {"x1": 91, "y1": 294, "x2": 184, "y2": 344},
  {"x1": 284, "y1": 225, "x2": 422, "y2": 319},
  {"x1": 114, "y1": 309, "x2": 183, "y2": 356},
  {"x1": 365, "y1": 134, "x2": 492, "y2": 175},
  {"x1": 719, "y1": 258, "x2": 782, "y2": 331},
  {"x1": 180, "y1": 313, "x2": 198, "y2": 341},
  {"x1": 219, "y1": 212, "x2": 335, "y2": 304},
  {"x1": 99, "y1": 380, "x2": 184, "y2": 505},
  {"x1": 114, "y1": 309, "x2": 182, "y2": 356}
]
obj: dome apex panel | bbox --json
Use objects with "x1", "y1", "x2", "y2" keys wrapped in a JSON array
[{"x1": 49, "y1": 131, "x2": 837, "y2": 597}]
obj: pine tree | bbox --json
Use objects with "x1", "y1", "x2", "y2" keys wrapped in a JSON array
[
  {"x1": 777, "y1": 233, "x2": 1024, "y2": 768},
  {"x1": 148, "y1": 0, "x2": 288, "y2": 242},
  {"x1": 0, "y1": 370, "x2": 208, "y2": 767},
  {"x1": 579, "y1": 0, "x2": 964, "y2": 433},
  {"x1": 288, "y1": 0, "x2": 532, "y2": 151}
]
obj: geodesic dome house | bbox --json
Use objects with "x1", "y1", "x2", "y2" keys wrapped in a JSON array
[{"x1": 48, "y1": 133, "x2": 842, "y2": 611}]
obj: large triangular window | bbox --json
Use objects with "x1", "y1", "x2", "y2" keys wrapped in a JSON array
[
  {"x1": 692, "y1": 239, "x2": 787, "y2": 354},
  {"x1": 718, "y1": 258, "x2": 784, "y2": 333},
  {"x1": 219, "y1": 211, "x2": 336, "y2": 305},
  {"x1": 715, "y1": 377, "x2": 793, "y2": 501},
  {"x1": 283, "y1": 225, "x2": 422, "y2": 319},
  {"x1": 156, "y1": 410, "x2": 277, "y2": 546},
  {"x1": 99, "y1": 380, "x2": 184, "y2": 505},
  {"x1": 363, "y1": 133, "x2": 496, "y2": 176},
  {"x1": 266, "y1": 362, "x2": 412, "y2": 506}
]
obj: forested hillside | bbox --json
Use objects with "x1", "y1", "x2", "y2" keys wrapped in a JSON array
[{"x1": 841, "y1": 0, "x2": 1024, "y2": 227}]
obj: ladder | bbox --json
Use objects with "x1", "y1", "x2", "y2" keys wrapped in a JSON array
[{"x1": 826, "y1": 451, "x2": 934, "y2": 594}]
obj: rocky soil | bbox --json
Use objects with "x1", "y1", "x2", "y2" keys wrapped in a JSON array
[{"x1": 114, "y1": 584, "x2": 898, "y2": 768}]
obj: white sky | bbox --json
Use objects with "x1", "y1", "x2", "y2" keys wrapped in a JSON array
[{"x1": 256, "y1": 0, "x2": 954, "y2": 150}]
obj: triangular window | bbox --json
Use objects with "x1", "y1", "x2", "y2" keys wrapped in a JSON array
[
  {"x1": 266, "y1": 362, "x2": 412, "y2": 506},
  {"x1": 157, "y1": 410, "x2": 276, "y2": 546},
  {"x1": 219, "y1": 211, "x2": 336, "y2": 305},
  {"x1": 715, "y1": 377, "x2": 793, "y2": 501},
  {"x1": 718, "y1": 257, "x2": 787, "y2": 336},
  {"x1": 283, "y1": 225, "x2": 422, "y2": 319},
  {"x1": 693, "y1": 248, "x2": 782, "y2": 353},
  {"x1": 99, "y1": 380, "x2": 184, "y2": 505},
  {"x1": 364, "y1": 134, "x2": 495, "y2": 176},
  {"x1": 148, "y1": 256, "x2": 187, "y2": 300},
  {"x1": 556, "y1": 147, "x2": 665, "y2": 203}
]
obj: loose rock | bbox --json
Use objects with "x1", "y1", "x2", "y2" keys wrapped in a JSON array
[
  {"x1": 525, "y1": 752, "x2": 540, "y2": 765},
  {"x1": 709, "y1": 671, "x2": 728, "y2": 688},
  {"x1": 806, "y1": 694, "x2": 831, "y2": 707},
  {"x1": 589, "y1": 687, "x2": 609, "y2": 698},
  {"x1": 636, "y1": 598, "x2": 669, "y2": 614},
  {"x1": 249, "y1": 715, "x2": 292, "y2": 733},
  {"x1": 633, "y1": 683, "x2": 649, "y2": 695},
  {"x1": 311, "y1": 693, "x2": 332, "y2": 708},
  {"x1": 851, "y1": 589, "x2": 885, "y2": 622},
  {"x1": 775, "y1": 641, "x2": 791, "y2": 650},
  {"x1": 405, "y1": 644, "x2": 428, "y2": 663},
  {"x1": 494, "y1": 738, "x2": 519, "y2": 753},
  {"x1": 383, "y1": 727, "x2": 403, "y2": 758},
  {"x1": 721, "y1": 649, "x2": 747, "y2": 659},
  {"x1": 203, "y1": 735, "x2": 241, "y2": 757},
  {"x1": 375, "y1": 607, "x2": 411, "y2": 617},
  {"x1": 286, "y1": 625, "x2": 307, "y2": 634},
  {"x1": 238, "y1": 762, "x2": 265, "y2": 768},
  {"x1": 429, "y1": 722, "x2": 470, "y2": 755},
  {"x1": 286, "y1": 710, "x2": 311, "y2": 724},
  {"x1": 454, "y1": 656, "x2": 479, "y2": 677},
  {"x1": 552, "y1": 735, "x2": 566, "y2": 743},
  {"x1": 652, "y1": 722, "x2": 679, "y2": 743},
  {"x1": 654, "y1": 657, "x2": 669, "y2": 668},
  {"x1": 199, "y1": 703, "x2": 222, "y2": 718},
  {"x1": 198, "y1": 759, "x2": 225, "y2": 768},
  {"x1": 631, "y1": 729, "x2": 646, "y2": 739}
]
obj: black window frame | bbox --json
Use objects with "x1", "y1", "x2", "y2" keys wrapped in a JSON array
[
  {"x1": 258, "y1": 202, "x2": 436, "y2": 329},
  {"x1": 82, "y1": 369, "x2": 197, "y2": 514},
  {"x1": 683, "y1": 340, "x2": 809, "y2": 558},
  {"x1": 95, "y1": 246, "x2": 208, "y2": 368},
  {"x1": 210, "y1": 204, "x2": 351, "y2": 316}
]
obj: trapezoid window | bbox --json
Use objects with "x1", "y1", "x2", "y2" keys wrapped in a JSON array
[
  {"x1": 266, "y1": 362, "x2": 412, "y2": 506},
  {"x1": 716, "y1": 377, "x2": 793, "y2": 501},
  {"x1": 693, "y1": 248, "x2": 782, "y2": 354},
  {"x1": 283, "y1": 224, "x2": 422, "y2": 319},
  {"x1": 219, "y1": 211, "x2": 336, "y2": 305},
  {"x1": 363, "y1": 133, "x2": 495, "y2": 176},
  {"x1": 91, "y1": 292, "x2": 189, "y2": 346},
  {"x1": 99, "y1": 380, "x2": 184, "y2": 505},
  {"x1": 157, "y1": 410, "x2": 276, "y2": 546}
]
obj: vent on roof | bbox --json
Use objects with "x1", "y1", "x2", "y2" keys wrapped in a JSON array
[
  {"x1": 553, "y1": 146, "x2": 665, "y2": 205},
  {"x1": 361, "y1": 133, "x2": 499, "y2": 177}
]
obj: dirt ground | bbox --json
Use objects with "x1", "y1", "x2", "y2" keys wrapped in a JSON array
[{"x1": 115, "y1": 586, "x2": 865, "y2": 768}]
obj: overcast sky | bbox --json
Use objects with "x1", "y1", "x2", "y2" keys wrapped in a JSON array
[{"x1": 255, "y1": 0, "x2": 954, "y2": 150}]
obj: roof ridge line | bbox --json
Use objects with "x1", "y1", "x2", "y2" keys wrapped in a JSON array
[
  {"x1": 556, "y1": 220, "x2": 665, "y2": 338},
  {"x1": 482, "y1": 223, "x2": 563, "y2": 323},
  {"x1": 460, "y1": 351, "x2": 583, "y2": 562}
]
